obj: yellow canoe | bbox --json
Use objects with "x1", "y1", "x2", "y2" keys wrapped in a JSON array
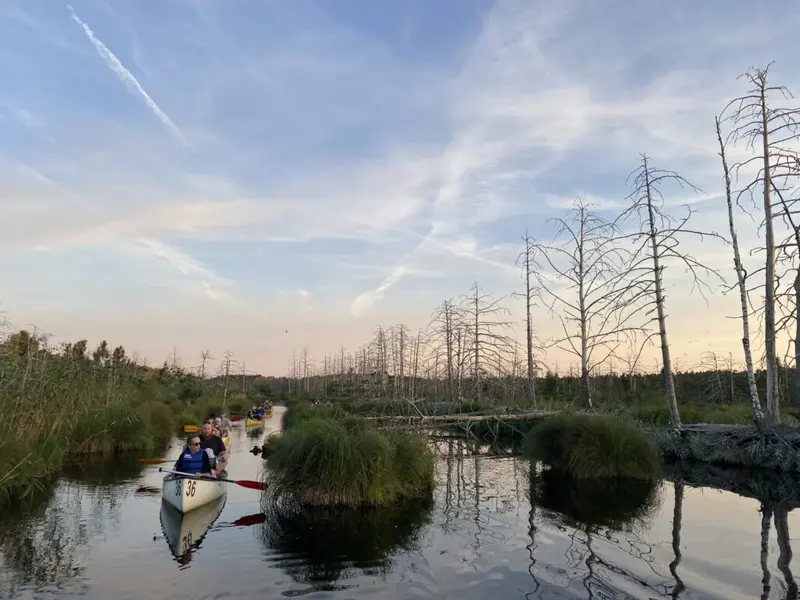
[{"x1": 245, "y1": 418, "x2": 263, "y2": 428}]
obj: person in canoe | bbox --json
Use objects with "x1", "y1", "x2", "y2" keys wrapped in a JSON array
[
  {"x1": 200, "y1": 421, "x2": 228, "y2": 473},
  {"x1": 219, "y1": 412, "x2": 232, "y2": 434},
  {"x1": 173, "y1": 434, "x2": 215, "y2": 476}
]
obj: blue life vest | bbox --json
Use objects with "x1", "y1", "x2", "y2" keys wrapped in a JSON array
[{"x1": 178, "y1": 449, "x2": 206, "y2": 473}]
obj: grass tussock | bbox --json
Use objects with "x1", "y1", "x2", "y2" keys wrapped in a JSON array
[
  {"x1": 265, "y1": 413, "x2": 434, "y2": 507},
  {"x1": 523, "y1": 413, "x2": 662, "y2": 479}
]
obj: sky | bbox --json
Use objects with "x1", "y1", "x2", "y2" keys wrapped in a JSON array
[{"x1": 1, "y1": 0, "x2": 799, "y2": 376}]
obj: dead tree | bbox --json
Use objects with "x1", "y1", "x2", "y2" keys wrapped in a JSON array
[
  {"x1": 461, "y1": 283, "x2": 517, "y2": 402},
  {"x1": 716, "y1": 115, "x2": 765, "y2": 427},
  {"x1": 427, "y1": 299, "x2": 469, "y2": 402},
  {"x1": 721, "y1": 63, "x2": 800, "y2": 425},
  {"x1": 532, "y1": 200, "x2": 644, "y2": 410},
  {"x1": 621, "y1": 155, "x2": 724, "y2": 427},
  {"x1": 515, "y1": 232, "x2": 539, "y2": 408}
]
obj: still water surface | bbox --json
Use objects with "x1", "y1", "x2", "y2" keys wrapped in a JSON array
[{"x1": 2, "y1": 407, "x2": 799, "y2": 599}]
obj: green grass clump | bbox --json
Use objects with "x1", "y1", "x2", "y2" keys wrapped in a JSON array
[
  {"x1": 265, "y1": 417, "x2": 434, "y2": 507},
  {"x1": 281, "y1": 402, "x2": 342, "y2": 431},
  {"x1": 523, "y1": 413, "x2": 661, "y2": 479}
]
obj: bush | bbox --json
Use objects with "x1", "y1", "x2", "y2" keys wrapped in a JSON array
[
  {"x1": 523, "y1": 413, "x2": 661, "y2": 479},
  {"x1": 265, "y1": 417, "x2": 434, "y2": 507}
]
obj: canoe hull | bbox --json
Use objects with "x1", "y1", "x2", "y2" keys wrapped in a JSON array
[
  {"x1": 245, "y1": 418, "x2": 264, "y2": 428},
  {"x1": 162, "y1": 474, "x2": 227, "y2": 513}
]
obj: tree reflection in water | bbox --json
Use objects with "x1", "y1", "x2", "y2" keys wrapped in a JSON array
[
  {"x1": 529, "y1": 467, "x2": 666, "y2": 599},
  {"x1": 258, "y1": 496, "x2": 433, "y2": 589},
  {"x1": 0, "y1": 455, "x2": 143, "y2": 597}
]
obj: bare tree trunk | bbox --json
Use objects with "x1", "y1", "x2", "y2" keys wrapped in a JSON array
[
  {"x1": 643, "y1": 158, "x2": 680, "y2": 427},
  {"x1": 716, "y1": 116, "x2": 764, "y2": 428},
  {"x1": 519, "y1": 235, "x2": 538, "y2": 408},
  {"x1": 760, "y1": 82, "x2": 779, "y2": 426}
]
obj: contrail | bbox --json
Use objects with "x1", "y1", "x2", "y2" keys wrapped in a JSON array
[{"x1": 67, "y1": 5, "x2": 189, "y2": 146}]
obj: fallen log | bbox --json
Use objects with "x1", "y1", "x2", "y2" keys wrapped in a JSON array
[{"x1": 362, "y1": 411, "x2": 557, "y2": 425}]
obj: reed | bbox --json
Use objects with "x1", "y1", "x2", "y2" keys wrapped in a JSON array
[{"x1": 0, "y1": 330, "x2": 193, "y2": 506}]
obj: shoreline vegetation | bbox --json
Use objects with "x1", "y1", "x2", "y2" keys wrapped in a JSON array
[{"x1": 0, "y1": 330, "x2": 275, "y2": 507}]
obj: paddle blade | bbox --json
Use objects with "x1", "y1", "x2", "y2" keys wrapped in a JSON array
[
  {"x1": 135, "y1": 485, "x2": 161, "y2": 494},
  {"x1": 234, "y1": 479, "x2": 268, "y2": 491},
  {"x1": 232, "y1": 513, "x2": 267, "y2": 527},
  {"x1": 183, "y1": 425, "x2": 200, "y2": 433},
  {"x1": 138, "y1": 458, "x2": 167, "y2": 464}
]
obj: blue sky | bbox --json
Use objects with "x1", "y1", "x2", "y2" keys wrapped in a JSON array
[{"x1": 1, "y1": 0, "x2": 798, "y2": 374}]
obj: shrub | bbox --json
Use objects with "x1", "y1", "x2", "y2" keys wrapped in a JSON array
[
  {"x1": 523, "y1": 413, "x2": 661, "y2": 479},
  {"x1": 265, "y1": 417, "x2": 434, "y2": 507}
]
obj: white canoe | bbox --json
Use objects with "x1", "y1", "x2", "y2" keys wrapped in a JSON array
[
  {"x1": 160, "y1": 496, "x2": 226, "y2": 561},
  {"x1": 162, "y1": 472, "x2": 227, "y2": 513}
]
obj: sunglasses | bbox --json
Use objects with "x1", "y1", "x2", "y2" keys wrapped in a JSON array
[{"x1": 190, "y1": 442, "x2": 200, "y2": 447}]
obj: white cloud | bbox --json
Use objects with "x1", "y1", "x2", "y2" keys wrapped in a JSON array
[
  {"x1": 67, "y1": 4, "x2": 189, "y2": 146},
  {"x1": 0, "y1": 0, "x2": 799, "y2": 373}
]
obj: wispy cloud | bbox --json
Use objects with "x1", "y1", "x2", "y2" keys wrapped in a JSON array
[
  {"x1": 67, "y1": 4, "x2": 188, "y2": 146},
  {"x1": 133, "y1": 238, "x2": 240, "y2": 308},
  {"x1": 0, "y1": 0, "x2": 798, "y2": 372}
]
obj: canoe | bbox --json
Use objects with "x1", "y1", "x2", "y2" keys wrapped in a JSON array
[
  {"x1": 230, "y1": 416, "x2": 242, "y2": 422},
  {"x1": 245, "y1": 418, "x2": 264, "y2": 428},
  {"x1": 221, "y1": 435, "x2": 230, "y2": 449},
  {"x1": 159, "y1": 496, "x2": 226, "y2": 562},
  {"x1": 162, "y1": 472, "x2": 227, "y2": 513}
]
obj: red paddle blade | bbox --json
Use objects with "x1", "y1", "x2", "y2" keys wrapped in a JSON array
[
  {"x1": 232, "y1": 513, "x2": 267, "y2": 527},
  {"x1": 234, "y1": 479, "x2": 268, "y2": 491},
  {"x1": 138, "y1": 458, "x2": 166, "y2": 464}
]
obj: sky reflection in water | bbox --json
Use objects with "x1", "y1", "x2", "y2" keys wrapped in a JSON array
[{"x1": 1, "y1": 426, "x2": 799, "y2": 600}]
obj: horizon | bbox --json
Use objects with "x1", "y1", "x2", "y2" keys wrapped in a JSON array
[{"x1": 1, "y1": 0, "x2": 798, "y2": 378}]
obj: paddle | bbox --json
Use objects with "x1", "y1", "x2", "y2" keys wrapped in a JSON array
[
  {"x1": 158, "y1": 468, "x2": 268, "y2": 491},
  {"x1": 183, "y1": 425, "x2": 200, "y2": 433},
  {"x1": 138, "y1": 457, "x2": 169, "y2": 464},
  {"x1": 211, "y1": 513, "x2": 267, "y2": 530}
]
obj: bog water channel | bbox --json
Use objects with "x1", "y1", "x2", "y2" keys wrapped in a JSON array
[{"x1": 2, "y1": 406, "x2": 799, "y2": 599}]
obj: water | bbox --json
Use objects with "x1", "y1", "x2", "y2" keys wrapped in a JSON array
[{"x1": 2, "y1": 407, "x2": 799, "y2": 599}]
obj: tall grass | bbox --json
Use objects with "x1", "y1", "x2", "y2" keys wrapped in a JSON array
[
  {"x1": 523, "y1": 413, "x2": 662, "y2": 479},
  {"x1": 265, "y1": 410, "x2": 435, "y2": 507},
  {"x1": 0, "y1": 331, "x2": 214, "y2": 506}
]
